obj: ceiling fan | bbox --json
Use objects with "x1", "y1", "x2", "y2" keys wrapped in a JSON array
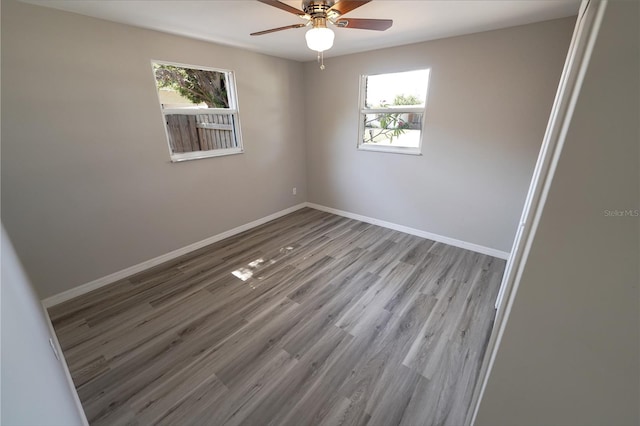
[{"x1": 251, "y1": 0, "x2": 392, "y2": 67}]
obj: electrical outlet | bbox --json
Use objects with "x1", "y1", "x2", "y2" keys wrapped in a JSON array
[{"x1": 292, "y1": 187, "x2": 297, "y2": 196}]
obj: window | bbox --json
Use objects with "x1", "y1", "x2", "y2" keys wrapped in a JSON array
[
  {"x1": 358, "y1": 69, "x2": 430, "y2": 155},
  {"x1": 152, "y1": 61, "x2": 243, "y2": 162}
]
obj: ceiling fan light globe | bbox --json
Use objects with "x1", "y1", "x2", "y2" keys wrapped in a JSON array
[{"x1": 305, "y1": 27, "x2": 335, "y2": 52}]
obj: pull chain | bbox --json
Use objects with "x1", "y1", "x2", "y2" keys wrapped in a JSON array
[{"x1": 317, "y1": 51, "x2": 326, "y2": 70}]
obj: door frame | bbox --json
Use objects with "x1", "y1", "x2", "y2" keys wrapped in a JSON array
[{"x1": 468, "y1": 0, "x2": 609, "y2": 423}]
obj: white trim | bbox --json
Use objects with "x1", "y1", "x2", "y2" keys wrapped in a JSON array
[
  {"x1": 305, "y1": 202, "x2": 509, "y2": 259},
  {"x1": 42, "y1": 203, "x2": 308, "y2": 308},
  {"x1": 357, "y1": 69, "x2": 431, "y2": 154},
  {"x1": 151, "y1": 60, "x2": 244, "y2": 162},
  {"x1": 151, "y1": 59, "x2": 233, "y2": 76},
  {"x1": 357, "y1": 144, "x2": 422, "y2": 156},
  {"x1": 170, "y1": 147, "x2": 243, "y2": 162},
  {"x1": 41, "y1": 199, "x2": 510, "y2": 308},
  {"x1": 469, "y1": 1, "x2": 606, "y2": 424},
  {"x1": 41, "y1": 303, "x2": 89, "y2": 425},
  {"x1": 161, "y1": 108, "x2": 237, "y2": 115},
  {"x1": 362, "y1": 107, "x2": 426, "y2": 114}
]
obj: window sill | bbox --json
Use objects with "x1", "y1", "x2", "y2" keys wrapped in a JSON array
[
  {"x1": 170, "y1": 147, "x2": 243, "y2": 162},
  {"x1": 357, "y1": 144, "x2": 422, "y2": 156}
]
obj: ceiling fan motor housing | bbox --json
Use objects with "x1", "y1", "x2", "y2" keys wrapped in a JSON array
[{"x1": 303, "y1": 0, "x2": 337, "y2": 19}]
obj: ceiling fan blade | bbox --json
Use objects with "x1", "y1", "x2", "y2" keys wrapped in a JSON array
[
  {"x1": 250, "y1": 23, "x2": 307, "y2": 36},
  {"x1": 257, "y1": 0, "x2": 308, "y2": 18},
  {"x1": 328, "y1": 1, "x2": 372, "y2": 16},
  {"x1": 334, "y1": 18, "x2": 392, "y2": 31}
]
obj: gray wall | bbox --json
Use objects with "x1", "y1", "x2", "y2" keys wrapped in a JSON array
[
  {"x1": 1, "y1": 0, "x2": 307, "y2": 298},
  {"x1": 2, "y1": 1, "x2": 577, "y2": 300},
  {"x1": 476, "y1": 1, "x2": 640, "y2": 424},
  {"x1": 1, "y1": 226, "x2": 87, "y2": 425},
  {"x1": 304, "y1": 18, "x2": 575, "y2": 253}
]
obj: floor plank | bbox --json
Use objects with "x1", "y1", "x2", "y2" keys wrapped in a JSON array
[{"x1": 50, "y1": 208, "x2": 506, "y2": 425}]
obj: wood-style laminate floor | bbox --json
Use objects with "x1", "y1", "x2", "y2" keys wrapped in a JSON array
[{"x1": 49, "y1": 208, "x2": 506, "y2": 426}]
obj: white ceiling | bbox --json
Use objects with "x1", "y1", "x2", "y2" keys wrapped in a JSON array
[{"x1": 22, "y1": 0, "x2": 580, "y2": 62}]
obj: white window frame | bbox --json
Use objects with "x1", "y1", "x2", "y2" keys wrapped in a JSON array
[
  {"x1": 357, "y1": 69, "x2": 430, "y2": 156},
  {"x1": 152, "y1": 60, "x2": 244, "y2": 162}
]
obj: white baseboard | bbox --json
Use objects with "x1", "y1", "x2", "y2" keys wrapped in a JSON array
[
  {"x1": 41, "y1": 203, "x2": 308, "y2": 308},
  {"x1": 42, "y1": 201, "x2": 508, "y2": 308},
  {"x1": 41, "y1": 303, "x2": 90, "y2": 425},
  {"x1": 305, "y1": 202, "x2": 510, "y2": 260}
]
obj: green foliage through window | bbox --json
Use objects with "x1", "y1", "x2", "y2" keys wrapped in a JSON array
[
  {"x1": 363, "y1": 113, "x2": 409, "y2": 144},
  {"x1": 393, "y1": 94, "x2": 421, "y2": 106},
  {"x1": 154, "y1": 64, "x2": 229, "y2": 108}
]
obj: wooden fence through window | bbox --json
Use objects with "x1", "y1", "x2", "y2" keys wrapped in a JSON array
[{"x1": 165, "y1": 113, "x2": 236, "y2": 153}]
